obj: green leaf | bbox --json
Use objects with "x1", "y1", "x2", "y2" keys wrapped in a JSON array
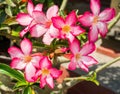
[
  {"x1": 14, "y1": 81, "x2": 28, "y2": 89},
  {"x1": 3, "y1": 17, "x2": 18, "y2": 25},
  {"x1": 5, "y1": 0, "x2": 16, "y2": 7},
  {"x1": 23, "y1": 86, "x2": 32, "y2": 94},
  {"x1": 5, "y1": 6, "x2": 13, "y2": 17},
  {"x1": 0, "y1": 63, "x2": 25, "y2": 82}
]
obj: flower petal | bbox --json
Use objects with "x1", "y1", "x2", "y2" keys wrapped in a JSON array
[
  {"x1": 30, "y1": 24, "x2": 47, "y2": 37},
  {"x1": 20, "y1": 38, "x2": 32, "y2": 55},
  {"x1": 69, "y1": 38, "x2": 80, "y2": 55},
  {"x1": 50, "y1": 68, "x2": 62, "y2": 79},
  {"x1": 8, "y1": 46, "x2": 23, "y2": 59},
  {"x1": 27, "y1": 0, "x2": 34, "y2": 16},
  {"x1": 90, "y1": 0, "x2": 100, "y2": 15},
  {"x1": 66, "y1": 11, "x2": 77, "y2": 25},
  {"x1": 46, "y1": 5, "x2": 58, "y2": 20},
  {"x1": 66, "y1": 33, "x2": 75, "y2": 43},
  {"x1": 97, "y1": 22, "x2": 107, "y2": 37},
  {"x1": 99, "y1": 8, "x2": 115, "y2": 22},
  {"x1": 80, "y1": 42, "x2": 95, "y2": 56},
  {"x1": 20, "y1": 26, "x2": 29, "y2": 37},
  {"x1": 68, "y1": 57, "x2": 77, "y2": 70},
  {"x1": 71, "y1": 26, "x2": 85, "y2": 35},
  {"x1": 78, "y1": 61, "x2": 89, "y2": 72},
  {"x1": 25, "y1": 62, "x2": 36, "y2": 82},
  {"x1": 40, "y1": 76, "x2": 46, "y2": 88},
  {"x1": 52, "y1": 16, "x2": 65, "y2": 29},
  {"x1": 16, "y1": 13, "x2": 33, "y2": 26},
  {"x1": 46, "y1": 75, "x2": 54, "y2": 89},
  {"x1": 88, "y1": 25, "x2": 98, "y2": 42},
  {"x1": 34, "y1": 4, "x2": 43, "y2": 11},
  {"x1": 78, "y1": 12, "x2": 93, "y2": 27},
  {"x1": 10, "y1": 58, "x2": 26, "y2": 70}
]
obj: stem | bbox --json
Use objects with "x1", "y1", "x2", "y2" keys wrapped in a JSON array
[
  {"x1": 64, "y1": 76, "x2": 87, "y2": 81},
  {"x1": 95, "y1": 56, "x2": 120, "y2": 73},
  {"x1": 60, "y1": 0, "x2": 68, "y2": 11}
]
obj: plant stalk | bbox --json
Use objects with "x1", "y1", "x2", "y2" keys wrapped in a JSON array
[{"x1": 60, "y1": 0, "x2": 68, "y2": 11}]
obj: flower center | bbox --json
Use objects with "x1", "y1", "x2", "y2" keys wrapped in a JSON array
[
  {"x1": 62, "y1": 25, "x2": 71, "y2": 33},
  {"x1": 93, "y1": 16, "x2": 99, "y2": 24},
  {"x1": 24, "y1": 55, "x2": 32, "y2": 63},
  {"x1": 42, "y1": 68, "x2": 50, "y2": 76},
  {"x1": 75, "y1": 53, "x2": 81, "y2": 61},
  {"x1": 45, "y1": 21, "x2": 52, "y2": 28}
]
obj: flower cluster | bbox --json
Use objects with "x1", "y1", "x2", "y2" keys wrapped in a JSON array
[{"x1": 8, "y1": 0, "x2": 115, "y2": 89}]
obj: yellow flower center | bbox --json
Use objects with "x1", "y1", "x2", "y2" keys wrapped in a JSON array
[
  {"x1": 75, "y1": 53, "x2": 81, "y2": 61},
  {"x1": 93, "y1": 16, "x2": 99, "y2": 24},
  {"x1": 45, "y1": 21, "x2": 52, "y2": 28},
  {"x1": 42, "y1": 68, "x2": 50, "y2": 76},
  {"x1": 24, "y1": 55, "x2": 32, "y2": 63},
  {"x1": 62, "y1": 25, "x2": 71, "y2": 33}
]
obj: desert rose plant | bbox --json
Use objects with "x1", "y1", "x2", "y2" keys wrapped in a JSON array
[{"x1": 0, "y1": 0, "x2": 119, "y2": 94}]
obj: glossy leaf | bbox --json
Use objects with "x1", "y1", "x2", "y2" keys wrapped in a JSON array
[{"x1": 23, "y1": 86, "x2": 32, "y2": 94}]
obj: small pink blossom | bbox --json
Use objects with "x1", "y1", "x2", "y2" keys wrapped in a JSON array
[
  {"x1": 16, "y1": 0, "x2": 43, "y2": 37},
  {"x1": 78, "y1": 0, "x2": 115, "y2": 42},
  {"x1": 68, "y1": 39, "x2": 98, "y2": 72},
  {"x1": 33, "y1": 56, "x2": 62, "y2": 88},
  {"x1": 52, "y1": 11, "x2": 85, "y2": 42},
  {"x1": 8, "y1": 38, "x2": 42, "y2": 82}
]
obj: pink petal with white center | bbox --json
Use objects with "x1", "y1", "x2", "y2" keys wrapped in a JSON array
[
  {"x1": 16, "y1": 13, "x2": 33, "y2": 26},
  {"x1": 46, "y1": 5, "x2": 58, "y2": 20},
  {"x1": 42, "y1": 31, "x2": 54, "y2": 45},
  {"x1": 32, "y1": 70, "x2": 41, "y2": 81},
  {"x1": 40, "y1": 76, "x2": 46, "y2": 88},
  {"x1": 20, "y1": 26, "x2": 29, "y2": 37},
  {"x1": 52, "y1": 16, "x2": 65, "y2": 29},
  {"x1": 88, "y1": 25, "x2": 99, "y2": 42},
  {"x1": 30, "y1": 24, "x2": 47, "y2": 37},
  {"x1": 20, "y1": 38, "x2": 32, "y2": 55},
  {"x1": 27, "y1": 0, "x2": 34, "y2": 16},
  {"x1": 78, "y1": 61, "x2": 89, "y2": 72},
  {"x1": 68, "y1": 57, "x2": 77, "y2": 70},
  {"x1": 71, "y1": 26, "x2": 85, "y2": 35},
  {"x1": 46, "y1": 75, "x2": 54, "y2": 89},
  {"x1": 78, "y1": 12, "x2": 93, "y2": 27},
  {"x1": 8, "y1": 46, "x2": 23, "y2": 59},
  {"x1": 66, "y1": 33, "x2": 75, "y2": 43},
  {"x1": 81, "y1": 56, "x2": 98, "y2": 66},
  {"x1": 70, "y1": 38, "x2": 80, "y2": 55},
  {"x1": 25, "y1": 62, "x2": 36, "y2": 82},
  {"x1": 39, "y1": 57, "x2": 52, "y2": 69},
  {"x1": 10, "y1": 58, "x2": 26, "y2": 70},
  {"x1": 90, "y1": 0, "x2": 100, "y2": 15},
  {"x1": 32, "y1": 11, "x2": 47, "y2": 24},
  {"x1": 34, "y1": 4, "x2": 43, "y2": 11},
  {"x1": 97, "y1": 22, "x2": 107, "y2": 37},
  {"x1": 50, "y1": 68, "x2": 62, "y2": 79},
  {"x1": 99, "y1": 8, "x2": 115, "y2": 22},
  {"x1": 80, "y1": 42, "x2": 95, "y2": 56},
  {"x1": 66, "y1": 11, "x2": 77, "y2": 25}
]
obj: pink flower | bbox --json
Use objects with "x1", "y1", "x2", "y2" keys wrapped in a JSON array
[
  {"x1": 8, "y1": 38, "x2": 42, "y2": 82},
  {"x1": 78, "y1": 0, "x2": 115, "y2": 42},
  {"x1": 16, "y1": 0, "x2": 43, "y2": 37},
  {"x1": 30, "y1": 5, "x2": 59, "y2": 45},
  {"x1": 52, "y1": 11, "x2": 85, "y2": 42},
  {"x1": 33, "y1": 56, "x2": 62, "y2": 88},
  {"x1": 68, "y1": 39, "x2": 97, "y2": 72}
]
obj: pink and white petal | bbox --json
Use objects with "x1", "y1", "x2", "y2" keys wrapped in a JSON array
[
  {"x1": 78, "y1": 12, "x2": 93, "y2": 27},
  {"x1": 20, "y1": 26, "x2": 29, "y2": 37},
  {"x1": 69, "y1": 38, "x2": 80, "y2": 55},
  {"x1": 8, "y1": 46, "x2": 23, "y2": 59},
  {"x1": 97, "y1": 22, "x2": 107, "y2": 37},
  {"x1": 50, "y1": 68, "x2": 62, "y2": 79},
  {"x1": 66, "y1": 33, "x2": 75, "y2": 43},
  {"x1": 78, "y1": 61, "x2": 89, "y2": 72},
  {"x1": 52, "y1": 16, "x2": 65, "y2": 29},
  {"x1": 46, "y1": 75, "x2": 54, "y2": 89},
  {"x1": 32, "y1": 11, "x2": 47, "y2": 24},
  {"x1": 16, "y1": 13, "x2": 33, "y2": 26},
  {"x1": 42, "y1": 31, "x2": 54, "y2": 45},
  {"x1": 80, "y1": 42, "x2": 95, "y2": 56},
  {"x1": 10, "y1": 58, "x2": 26, "y2": 70},
  {"x1": 30, "y1": 24, "x2": 47, "y2": 37},
  {"x1": 68, "y1": 57, "x2": 77, "y2": 70},
  {"x1": 20, "y1": 38, "x2": 32, "y2": 55},
  {"x1": 39, "y1": 57, "x2": 52, "y2": 69},
  {"x1": 25, "y1": 62, "x2": 36, "y2": 82},
  {"x1": 81, "y1": 56, "x2": 98, "y2": 66},
  {"x1": 66, "y1": 11, "x2": 77, "y2": 25},
  {"x1": 34, "y1": 4, "x2": 43, "y2": 11},
  {"x1": 71, "y1": 26, "x2": 85, "y2": 35},
  {"x1": 99, "y1": 8, "x2": 115, "y2": 22},
  {"x1": 27, "y1": 0, "x2": 34, "y2": 16},
  {"x1": 46, "y1": 5, "x2": 58, "y2": 20},
  {"x1": 40, "y1": 76, "x2": 46, "y2": 88},
  {"x1": 32, "y1": 70, "x2": 41, "y2": 81},
  {"x1": 88, "y1": 25, "x2": 99, "y2": 42},
  {"x1": 90, "y1": 0, "x2": 100, "y2": 15}
]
